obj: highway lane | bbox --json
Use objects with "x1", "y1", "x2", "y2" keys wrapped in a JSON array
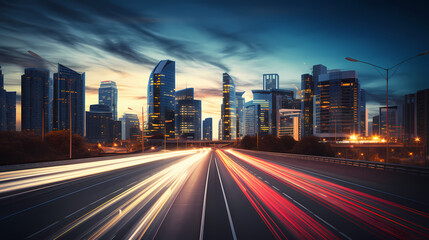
[
  {"x1": 220, "y1": 149, "x2": 429, "y2": 239},
  {"x1": 0, "y1": 150, "x2": 209, "y2": 239}
]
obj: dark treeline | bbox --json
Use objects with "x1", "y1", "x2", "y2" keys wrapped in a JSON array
[
  {"x1": 0, "y1": 130, "x2": 91, "y2": 165},
  {"x1": 239, "y1": 135, "x2": 334, "y2": 157}
]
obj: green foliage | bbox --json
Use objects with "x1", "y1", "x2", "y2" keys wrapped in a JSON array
[{"x1": 291, "y1": 136, "x2": 334, "y2": 157}]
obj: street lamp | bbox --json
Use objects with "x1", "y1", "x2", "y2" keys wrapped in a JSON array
[{"x1": 345, "y1": 51, "x2": 428, "y2": 163}]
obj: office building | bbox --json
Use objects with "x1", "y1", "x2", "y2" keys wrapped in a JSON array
[
  {"x1": 147, "y1": 60, "x2": 175, "y2": 138},
  {"x1": 21, "y1": 68, "x2": 52, "y2": 135},
  {"x1": 203, "y1": 118, "x2": 213, "y2": 140},
  {"x1": 244, "y1": 99, "x2": 270, "y2": 136},
  {"x1": 222, "y1": 73, "x2": 236, "y2": 140},
  {"x1": 120, "y1": 113, "x2": 140, "y2": 140},
  {"x1": 175, "y1": 88, "x2": 201, "y2": 140},
  {"x1": 99, "y1": 81, "x2": 118, "y2": 120},
  {"x1": 359, "y1": 89, "x2": 367, "y2": 136},
  {"x1": 416, "y1": 89, "x2": 428, "y2": 156},
  {"x1": 236, "y1": 91, "x2": 245, "y2": 138},
  {"x1": 53, "y1": 64, "x2": 85, "y2": 136},
  {"x1": 263, "y1": 74, "x2": 279, "y2": 90},
  {"x1": 403, "y1": 93, "x2": 417, "y2": 141},
  {"x1": 278, "y1": 109, "x2": 301, "y2": 141},
  {"x1": 373, "y1": 115, "x2": 380, "y2": 136},
  {"x1": 315, "y1": 70, "x2": 361, "y2": 140},
  {"x1": 379, "y1": 106, "x2": 402, "y2": 140},
  {"x1": 301, "y1": 73, "x2": 314, "y2": 137},
  {"x1": 253, "y1": 88, "x2": 294, "y2": 136},
  {"x1": 218, "y1": 119, "x2": 222, "y2": 140},
  {"x1": 0, "y1": 66, "x2": 16, "y2": 131},
  {"x1": 86, "y1": 104, "x2": 121, "y2": 143}
]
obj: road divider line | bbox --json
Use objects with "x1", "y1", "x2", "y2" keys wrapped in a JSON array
[
  {"x1": 26, "y1": 220, "x2": 59, "y2": 239},
  {"x1": 199, "y1": 153, "x2": 212, "y2": 240},
  {"x1": 214, "y1": 157, "x2": 237, "y2": 240}
]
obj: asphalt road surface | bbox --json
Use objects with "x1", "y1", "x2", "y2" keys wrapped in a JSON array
[{"x1": 1, "y1": 148, "x2": 428, "y2": 239}]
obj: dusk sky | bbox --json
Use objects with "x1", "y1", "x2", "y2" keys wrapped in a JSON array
[{"x1": 1, "y1": 0, "x2": 428, "y2": 137}]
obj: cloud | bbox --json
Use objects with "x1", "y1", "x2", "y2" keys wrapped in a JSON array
[
  {"x1": 195, "y1": 88, "x2": 223, "y2": 99},
  {"x1": 85, "y1": 86, "x2": 98, "y2": 94}
]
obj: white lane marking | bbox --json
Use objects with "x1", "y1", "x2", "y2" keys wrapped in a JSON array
[
  {"x1": 26, "y1": 220, "x2": 59, "y2": 239},
  {"x1": 215, "y1": 158, "x2": 238, "y2": 240},
  {"x1": 272, "y1": 186, "x2": 280, "y2": 191},
  {"x1": 65, "y1": 206, "x2": 87, "y2": 219},
  {"x1": 199, "y1": 153, "x2": 212, "y2": 240},
  {"x1": 280, "y1": 192, "x2": 351, "y2": 240},
  {"x1": 264, "y1": 180, "x2": 269, "y2": 184}
]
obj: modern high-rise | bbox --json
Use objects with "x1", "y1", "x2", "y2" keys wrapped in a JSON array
[
  {"x1": 147, "y1": 60, "x2": 175, "y2": 138},
  {"x1": 359, "y1": 89, "x2": 367, "y2": 136},
  {"x1": 0, "y1": 66, "x2": 16, "y2": 131},
  {"x1": 203, "y1": 118, "x2": 213, "y2": 140},
  {"x1": 222, "y1": 73, "x2": 236, "y2": 140},
  {"x1": 315, "y1": 70, "x2": 361, "y2": 140},
  {"x1": 379, "y1": 106, "x2": 402, "y2": 140},
  {"x1": 416, "y1": 89, "x2": 428, "y2": 156},
  {"x1": 373, "y1": 115, "x2": 380, "y2": 136},
  {"x1": 99, "y1": 81, "x2": 118, "y2": 120},
  {"x1": 403, "y1": 93, "x2": 417, "y2": 141},
  {"x1": 86, "y1": 104, "x2": 121, "y2": 143},
  {"x1": 312, "y1": 64, "x2": 328, "y2": 87},
  {"x1": 301, "y1": 73, "x2": 315, "y2": 137},
  {"x1": 175, "y1": 88, "x2": 201, "y2": 140},
  {"x1": 263, "y1": 74, "x2": 279, "y2": 90},
  {"x1": 244, "y1": 99, "x2": 270, "y2": 136},
  {"x1": 253, "y1": 89, "x2": 294, "y2": 136},
  {"x1": 236, "y1": 91, "x2": 245, "y2": 138},
  {"x1": 120, "y1": 113, "x2": 140, "y2": 140},
  {"x1": 53, "y1": 64, "x2": 85, "y2": 136},
  {"x1": 218, "y1": 119, "x2": 222, "y2": 140},
  {"x1": 21, "y1": 68, "x2": 52, "y2": 135}
]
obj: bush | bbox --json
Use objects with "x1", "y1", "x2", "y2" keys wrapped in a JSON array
[
  {"x1": 240, "y1": 135, "x2": 257, "y2": 150},
  {"x1": 279, "y1": 135, "x2": 296, "y2": 153},
  {"x1": 292, "y1": 136, "x2": 334, "y2": 157},
  {"x1": 45, "y1": 130, "x2": 90, "y2": 158},
  {"x1": 260, "y1": 134, "x2": 282, "y2": 152}
]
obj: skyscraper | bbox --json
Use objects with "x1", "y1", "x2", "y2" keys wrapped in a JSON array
[
  {"x1": 416, "y1": 89, "x2": 428, "y2": 156},
  {"x1": 379, "y1": 106, "x2": 402, "y2": 140},
  {"x1": 301, "y1": 73, "x2": 315, "y2": 137},
  {"x1": 175, "y1": 88, "x2": 202, "y2": 140},
  {"x1": 120, "y1": 113, "x2": 140, "y2": 140},
  {"x1": 315, "y1": 70, "x2": 361, "y2": 140},
  {"x1": 53, "y1": 64, "x2": 85, "y2": 136},
  {"x1": 373, "y1": 115, "x2": 380, "y2": 136},
  {"x1": 244, "y1": 99, "x2": 270, "y2": 136},
  {"x1": 403, "y1": 93, "x2": 417, "y2": 141},
  {"x1": 359, "y1": 89, "x2": 367, "y2": 136},
  {"x1": 222, "y1": 73, "x2": 236, "y2": 140},
  {"x1": 0, "y1": 66, "x2": 16, "y2": 131},
  {"x1": 21, "y1": 68, "x2": 52, "y2": 135},
  {"x1": 278, "y1": 109, "x2": 301, "y2": 141},
  {"x1": 263, "y1": 74, "x2": 279, "y2": 90},
  {"x1": 236, "y1": 91, "x2": 245, "y2": 138},
  {"x1": 218, "y1": 119, "x2": 222, "y2": 140},
  {"x1": 147, "y1": 60, "x2": 175, "y2": 138},
  {"x1": 99, "y1": 81, "x2": 118, "y2": 120},
  {"x1": 203, "y1": 118, "x2": 213, "y2": 140}
]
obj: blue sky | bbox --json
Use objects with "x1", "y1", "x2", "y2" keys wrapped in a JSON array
[{"x1": 0, "y1": 0, "x2": 428, "y2": 136}]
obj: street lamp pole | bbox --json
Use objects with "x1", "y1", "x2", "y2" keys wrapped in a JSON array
[
  {"x1": 142, "y1": 106, "x2": 144, "y2": 153},
  {"x1": 345, "y1": 51, "x2": 428, "y2": 163},
  {"x1": 69, "y1": 78, "x2": 72, "y2": 159}
]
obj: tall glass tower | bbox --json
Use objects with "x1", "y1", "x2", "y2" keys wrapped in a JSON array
[
  {"x1": 99, "y1": 81, "x2": 118, "y2": 120},
  {"x1": 263, "y1": 74, "x2": 279, "y2": 90},
  {"x1": 203, "y1": 118, "x2": 213, "y2": 140},
  {"x1": 21, "y1": 68, "x2": 52, "y2": 135},
  {"x1": 147, "y1": 60, "x2": 175, "y2": 138},
  {"x1": 222, "y1": 73, "x2": 236, "y2": 140},
  {"x1": 236, "y1": 91, "x2": 245, "y2": 138},
  {"x1": 0, "y1": 66, "x2": 17, "y2": 131},
  {"x1": 175, "y1": 88, "x2": 201, "y2": 140},
  {"x1": 53, "y1": 64, "x2": 85, "y2": 136}
]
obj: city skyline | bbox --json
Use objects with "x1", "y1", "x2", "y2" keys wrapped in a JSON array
[{"x1": 0, "y1": 0, "x2": 428, "y2": 140}]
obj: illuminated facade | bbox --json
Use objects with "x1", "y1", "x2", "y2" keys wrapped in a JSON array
[
  {"x1": 301, "y1": 73, "x2": 314, "y2": 137},
  {"x1": 359, "y1": 89, "x2": 367, "y2": 136},
  {"x1": 253, "y1": 89, "x2": 294, "y2": 136},
  {"x1": 203, "y1": 118, "x2": 213, "y2": 140},
  {"x1": 244, "y1": 99, "x2": 270, "y2": 136},
  {"x1": 278, "y1": 109, "x2": 301, "y2": 141},
  {"x1": 263, "y1": 74, "x2": 279, "y2": 90},
  {"x1": 372, "y1": 115, "x2": 380, "y2": 136},
  {"x1": 147, "y1": 60, "x2": 175, "y2": 138},
  {"x1": 120, "y1": 113, "x2": 140, "y2": 140},
  {"x1": 403, "y1": 93, "x2": 417, "y2": 141},
  {"x1": 236, "y1": 91, "x2": 245, "y2": 138},
  {"x1": 222, "y1": 73, "x2": 236, "y2": 140},
  {"x1": 416, "y1": 89, "x2": 428, "y2": 156},
  {"x1": 315, "y1": 70, "x2": 361, "y2": 140},
  {"x1": 53, "y1": 64, "x2": 85, "y2": 136},
  {"x1": 175, "y1": 88, "x2": 201, "y2": 140},
  {"x1": 0, "y1": 66, "x2": 16, "y2": 131},
  {"x1": 21, "y1": 68, "x2": 52, "y2": 135},
  {"x1": 99, "y1": 81, "x2": 118, "y2": 120}
]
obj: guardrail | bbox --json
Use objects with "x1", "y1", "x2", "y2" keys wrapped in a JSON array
[{"x1": 237, "y1": 149, "x2": 429, "y2": 176}]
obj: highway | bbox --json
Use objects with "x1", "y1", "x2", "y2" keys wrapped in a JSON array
[{"x1": 0, "y1": 149, "x2": 428, "y2": 239}]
